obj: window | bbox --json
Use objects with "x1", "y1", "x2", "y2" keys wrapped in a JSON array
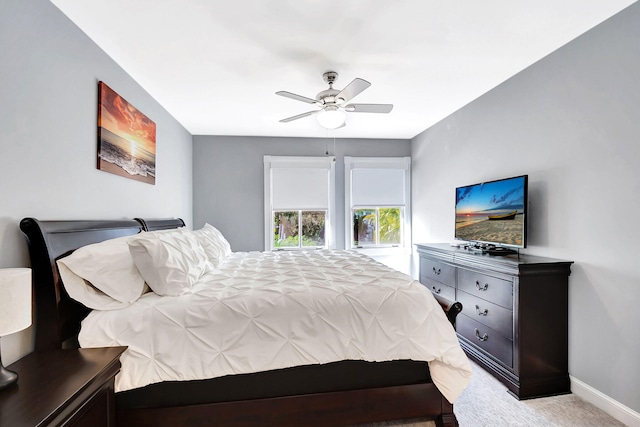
[
  {"x1": 345, "y1": 157, "x2": 411, "y2": 252},
  {"x1": 353, "y1": 207, "x2": 403, "y2": 246},
  {"x1": 264, "y1": 156, "x2": 335, "y2": 251},
  {"x1": 273, "y1": 210, "x2": 326, "y2": 248}
]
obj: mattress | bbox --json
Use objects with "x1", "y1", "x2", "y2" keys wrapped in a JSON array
[{"x1": 79, "y1": 249, "x2": 472, "y2": 402}]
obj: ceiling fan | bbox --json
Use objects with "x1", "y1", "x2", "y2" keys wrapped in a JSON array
[{"x1": 276, "y1": 71, "x2": 393, "y2": 129}]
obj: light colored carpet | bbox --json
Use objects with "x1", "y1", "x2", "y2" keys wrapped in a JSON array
[{"x1": 354, "y1": 361, "x2": 626, "y2": 427}]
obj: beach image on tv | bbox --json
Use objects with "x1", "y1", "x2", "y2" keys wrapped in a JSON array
[
  {"x1": 97, "y1": 82, "x2": 156, "y2": 185},
  {"x1": 455, "y1": 176, "x2": 526, "y2": 246}
]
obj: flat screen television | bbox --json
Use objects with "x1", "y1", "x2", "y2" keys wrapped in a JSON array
[{"x1": 455, "y1": 175, "x2": 528, "y2": 250}]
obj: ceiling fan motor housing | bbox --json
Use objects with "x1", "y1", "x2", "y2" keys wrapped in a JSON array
[
  {"x1": 316, "y1": 89, "x2": 341, "y2": 104},
  {"x1": 322, "y1": 71, "x2": 339, "y2": 85},
  {"x1": 318, "y1": 71, "x2": 342, "y2": 104}
]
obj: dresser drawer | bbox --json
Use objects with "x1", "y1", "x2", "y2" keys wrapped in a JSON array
[
  {"x1": 457, "y1": 268, "x2": 513, "y2": 309},
  {"x1": 457, "y1": 315, "x2": 513, "y2": 368},
  {"x1": 457, "y1": 291, "x2": 513, "y2": 339},
  {"x1": 420, "y1": 257, "x2": 456, "y2": 287},
  {"x1": 420, "y1": 278, "x2": 456, "y2": 301}
]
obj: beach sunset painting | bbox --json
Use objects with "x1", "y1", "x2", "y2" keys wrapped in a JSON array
[
  {"x1": 455, "y1": 176, "x2": 526, "y2": 246},
  {"x1": 97, "y1": 82, "x2": 156, "y2": 184}
]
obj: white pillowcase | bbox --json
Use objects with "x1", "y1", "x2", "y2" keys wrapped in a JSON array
[
  {"x1": 128, "y1": 228, "x2": 210, "y2": 296},
  {"x1": 57, "y1": 235, "x2": 147, "y2": 310},
  {"x1": 193, "y1": 223, "x2": 232, "y2": 266},
  {"x1": 57, "y1": 263, "x2": 130, "y2": 310}
]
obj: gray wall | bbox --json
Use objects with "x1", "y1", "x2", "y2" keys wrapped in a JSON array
[
  {"x1": 193, "y1": 136, "x2": 411, "y2": 251},
  {"x1": 0, "y1": 0, "x2": 193, "y2": 363},
  {"x1": 411, "y1": 3, "x2": 640, "y2": 413}
]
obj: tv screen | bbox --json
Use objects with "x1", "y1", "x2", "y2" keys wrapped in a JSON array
[{"x1": 455, "y1": 175, "x2": 528, "y2": 248}]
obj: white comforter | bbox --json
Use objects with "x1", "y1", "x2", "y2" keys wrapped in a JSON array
[{"x1": 79, "y1": 250, "x2": 472, "y2": 402}]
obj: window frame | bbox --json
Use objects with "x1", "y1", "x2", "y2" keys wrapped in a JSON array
[
  {"x1": 344, "y1": 156, "x2": 411, "y2": 254},
  {"x1": 264, "y1": 156, "x2": 336, "y2": 251}
]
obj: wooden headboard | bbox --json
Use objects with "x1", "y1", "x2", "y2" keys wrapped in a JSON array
[
  {"x1": 19, "y1": 217, "x2": 185, "y2": 351},
  {"x1": 134, "y1": 217, "x2": 185, "y2": 231}
]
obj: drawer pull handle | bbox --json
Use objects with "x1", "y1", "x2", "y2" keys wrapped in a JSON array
[
  {"x1": 475, "y1": 281, "x2": 489, "y2": 291},
  {"x1": 475, "y1": 305, "x2": 488, "y2": 316},
  {"x1": 475, "y1": 329, "x2": 489, "y2": 342},
  {"x1": 432, "y1": 286, "x2": 441, "y2": 294},
  {"x1": 432, "y1": 267, "x2": 441, "y2": 275}
]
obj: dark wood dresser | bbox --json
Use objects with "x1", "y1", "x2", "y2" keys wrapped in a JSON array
[
  {"x1": 416, "y1": 243, "x2": 573, "y2": 399},
  {"x1": 0, "y1": 347, "x2": 126, "y2": 427}
]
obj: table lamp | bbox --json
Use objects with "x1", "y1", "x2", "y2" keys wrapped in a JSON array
[{"x1": 0, "y1": 268, "x2": 32, "y2": 391}]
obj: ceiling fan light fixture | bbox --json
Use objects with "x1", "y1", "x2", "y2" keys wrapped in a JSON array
[{"x1": 316, "y1": 108, "x2": 346, "y2": 129}]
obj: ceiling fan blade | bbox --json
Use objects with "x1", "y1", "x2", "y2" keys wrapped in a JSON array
[
  {"x1": 276, "y1": 91, "x2": 318, "y2": 104},
  {"x1": 336, "y1": 78, "x2": 371, "y2": 103},
  {"x1": 345, "y1": 103, "x2": 393, "y2": 113},
  {"x1": 279, "y1": 110, "x2": 318, "y2": 123}
]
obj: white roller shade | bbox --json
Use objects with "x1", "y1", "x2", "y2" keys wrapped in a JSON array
[
  {"x1": 272, "y1": 168, "x2": 329, "y2": 210},
  {"x1": 351, "y1": 168, "x2": 405, "y2": 206}
]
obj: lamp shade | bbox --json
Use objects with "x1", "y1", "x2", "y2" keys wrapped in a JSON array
[
  {"x1": 316, "y1": 108, "x2": 346, "y2": 129},
  {"x1": 0, "y1": 268, "x2": 32, "y2": 336}
]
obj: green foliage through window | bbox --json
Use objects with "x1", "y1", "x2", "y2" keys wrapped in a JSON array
[
  {"x1": 353, "y1": 207, "x2": 402, "y2": 247},
  {"x1": 274, "y1": 210, "x2": 326, "y2": 249}
]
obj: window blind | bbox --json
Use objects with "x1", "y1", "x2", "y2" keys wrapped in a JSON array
[
  {"x1": 272, "y1": 168, "x2": 329, "y2": 210},
  {"x1": 351, "y1": 168, "x2": 405, "y2": 206}
]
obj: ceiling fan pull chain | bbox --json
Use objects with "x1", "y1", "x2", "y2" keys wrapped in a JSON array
[{"x1": 325, "y1": 129, "x2": 329, "y2": 155}]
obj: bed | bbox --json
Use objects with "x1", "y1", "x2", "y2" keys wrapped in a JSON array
[{"x1": 20, "y1": 217, "x2": 471, "y2": 427}]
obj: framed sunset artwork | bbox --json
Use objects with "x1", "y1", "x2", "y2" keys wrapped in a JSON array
[{"x1": 97, "y1": 81, "x2": 156, "y2": 184}]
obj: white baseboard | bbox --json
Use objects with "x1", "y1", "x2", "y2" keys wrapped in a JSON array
[{"x1": 571, "y1": 375, "x2": 640, "y2": 427}]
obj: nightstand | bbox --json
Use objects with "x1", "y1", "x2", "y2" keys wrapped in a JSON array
[{"x1": 0, "y1": 347, "x2": 126, "y2": 427}]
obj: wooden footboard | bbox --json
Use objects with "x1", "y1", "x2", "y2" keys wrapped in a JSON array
[{"x1": 117, "y1": 383, "x2": 456, "y2": 427}]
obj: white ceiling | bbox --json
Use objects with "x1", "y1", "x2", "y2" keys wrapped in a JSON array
[{"x1": 51, "y1": 0, "x2": 636, "y2": 139}]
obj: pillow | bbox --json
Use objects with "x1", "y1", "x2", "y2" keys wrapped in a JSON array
[
  {"x1": 57, "y1": 262, "x2": 130, "y2": 310},
  {"x1": 57, "y1": 235, "x2": 147, "y2": 309},
  {"x1": 128, "y1": 228, "x2": 210, "y2": 296},
  {"x1": 192, "y1": 223, "x2": 232, "y2": 266}
]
